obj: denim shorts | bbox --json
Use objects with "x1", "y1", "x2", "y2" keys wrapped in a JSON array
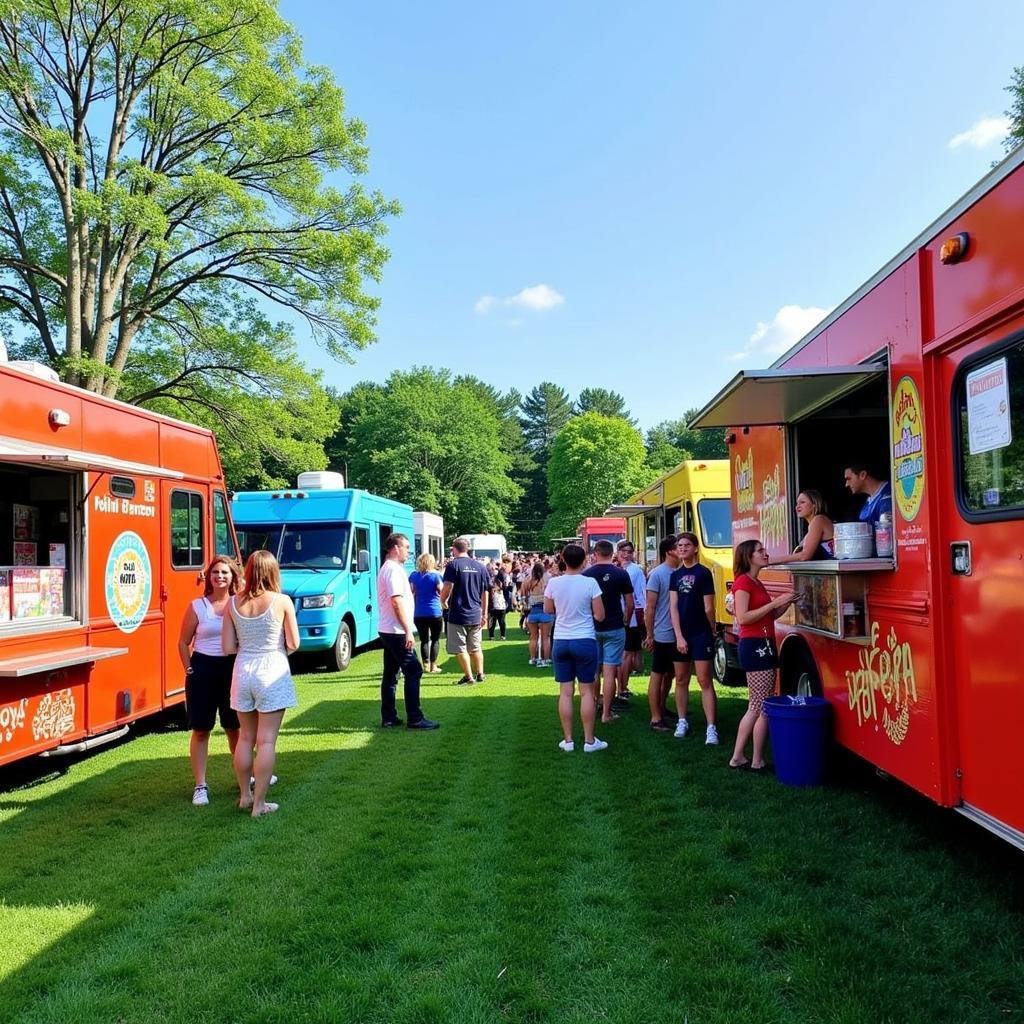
[
  {"x1": 528, "y1": 605, "x2": 554, "y2": 625},
  {"x1": 595, "y1": 628, "x2": 626, "y2": 667},
  {"x1": 551, "y1": 637, "x2": 599, "y2": 684}
]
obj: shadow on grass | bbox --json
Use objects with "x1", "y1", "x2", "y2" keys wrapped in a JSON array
[{"x1": 1, "y1": 669, "x2": 1022, "y2": 1022}]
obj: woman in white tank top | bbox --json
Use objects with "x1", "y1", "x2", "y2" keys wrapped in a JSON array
[
  {"x1": 223, "y1": 550, "x2": 300, "y2": 817},
  {"x1": 177, "y1": 557, "x2": 241, "y2": 807}
]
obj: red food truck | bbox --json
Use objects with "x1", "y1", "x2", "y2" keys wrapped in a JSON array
[
  {"x1": 692, "y1": 146, "x2": 1024, "y2": 848},
  {"x1": 578, "y1": 516, "x2": 627, "y2": 553},
  {"x1": 0, "y1": 357, "x2": 238, "y2": 766}
]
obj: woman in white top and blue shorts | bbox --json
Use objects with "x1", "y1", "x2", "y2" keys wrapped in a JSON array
[
  {"x1": 543, "y1": 544, "x2": 607, "y2": 754},
  {"x1": 177, "y1": 556, "x2": 241, "y2": 807},
  {"x1": 223, "y1": 550, "x2": 300, "y2": 817}
]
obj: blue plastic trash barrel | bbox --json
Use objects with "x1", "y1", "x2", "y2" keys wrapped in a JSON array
[{"x1": 763, "y1": 696, "x2": 831, "y2": 787}]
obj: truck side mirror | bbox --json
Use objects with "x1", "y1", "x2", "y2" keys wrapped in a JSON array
[{"x1": 354, "y1": 549, "x2": 370, "y2": 573}]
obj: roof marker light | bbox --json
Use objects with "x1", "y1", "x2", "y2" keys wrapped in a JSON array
[{"x1": 940, "y1": 232, "x2": 970, "y2": 264}]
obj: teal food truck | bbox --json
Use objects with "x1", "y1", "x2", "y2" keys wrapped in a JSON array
[{"x1": 231, "y1": 472, "x2": 414, "y2": 671}]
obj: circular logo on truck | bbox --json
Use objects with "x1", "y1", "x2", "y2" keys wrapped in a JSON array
[
  {"x1": 891, "y1": 375, "x2": 925, "y2": 522},
  {"x1": 105, "y1": 531, "x2": 152, "y2": 633}
]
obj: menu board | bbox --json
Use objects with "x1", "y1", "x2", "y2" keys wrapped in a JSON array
[
  {"x1": 10, "y1": 567, "x2": 63, "y2": 619},
  {"x1": 13, "y1": 542, "x2": 37, "y2": 565},
  {"x1": 0, "y1": 569, "x2": 9, "y2": 622},
  {"x1": 39, "y1": 568, "x2": 65, "y2": 616}
]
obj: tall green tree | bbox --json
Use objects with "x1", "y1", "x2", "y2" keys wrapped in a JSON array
[
  {"x1": 575, "y1": 386, "x2": 635, "y2": 425},
  {"x1": 328, "y1": 368, "x2": 520, "y2": 537},
  {"x1": 0, "y1": 0, "x2": 398, "y2": 403},
  {"x1": 517, "y1": 382, "x2": 573, "y2": 548},
  {"x1": 645, "y1": 409, "x2": 728, "y2": 473},
  {"x1": 543, "y1": 413, "x2": 651, "y2": 542},
  {"x1": 1005, "y1": 65, "x2": 1024, "y2": 149}
]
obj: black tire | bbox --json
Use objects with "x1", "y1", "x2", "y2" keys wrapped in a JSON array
[
  {"x1": 781, "y1": 643, "x2": 822, "y2": 697},
  {"x1": 713, "y1": 634, "x2": 745, "y2": 686},
  {"x1": 329, "y1": 621, "x2": 353, "y2": 672}
]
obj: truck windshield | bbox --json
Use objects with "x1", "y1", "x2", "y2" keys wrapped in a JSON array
[
  {"x1": 236, "y1": 523, "x2": 351, "y2": 569},
  {"x1": 280, "y1": 524, "x2": 350, "y2": 568},
  {"x1": 586, "y1": 532, "x2": 624, "y2": 551},
  {"x1": 697, "y1": 499, "x2": 732, "y2": 548},
  {"x1": 474, "y1": 549, "x2": 501, "y2": 562}
]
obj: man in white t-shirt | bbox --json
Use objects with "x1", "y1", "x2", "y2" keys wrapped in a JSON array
[
  {"x1": 543, "y1": 543, "x2": 607, "y2": 753},
  {"x1": 377, "y1": 533, "x2": 439, "y2": 731}
]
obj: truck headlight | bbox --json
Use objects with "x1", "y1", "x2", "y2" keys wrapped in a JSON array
[{"x1": 299, "y1": 594, "x2": 335, "y2": 609}]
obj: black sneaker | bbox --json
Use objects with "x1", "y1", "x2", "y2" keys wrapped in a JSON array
[
  {"x1": 454, "y1": 676, "x2": 472, "y2": 685},
  {"x1": 381, "y1": 718, "x2": 404, "y2": 728},
  {"x1": 611, "y1": 697, "x2": 631, "y2": 711},
  {"x1": 407, "y1": 718, "x2": 441, "y2": 730},
  {"x1": 475, "y1": 673, "x2": 486, "y2": 683},
  {"x1": 650, "y1": 719, "x2": 673, "y2": 733}
]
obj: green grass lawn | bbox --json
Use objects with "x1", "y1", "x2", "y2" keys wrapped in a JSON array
[{"x1": 1, "y1": 634, "x2": 1022, "y2": 1024}]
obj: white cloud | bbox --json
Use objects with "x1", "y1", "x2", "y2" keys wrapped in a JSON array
[
  {"x1": 474, "y1": 283, "x2": 565, "y2": 315},
  {"x1": 948, "y1": 116, "x2": 1011, "y2": 150},
  {"x1": 729, "y1": 304, "x2": 832, "y2": 362}
]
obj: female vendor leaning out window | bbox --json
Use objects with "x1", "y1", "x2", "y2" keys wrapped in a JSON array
[{"x1": 768, "y1": 489, "x2": 835, "y2": 564}]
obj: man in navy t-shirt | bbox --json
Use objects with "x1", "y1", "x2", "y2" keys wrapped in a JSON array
[
  {"x1": 668, "y1": 532, "x2": 718, "y2": 745},
  {"x1": 583, "y1": 540, "x2": 635, "y2": 724},
  {"x1": 441, "y1": 537, "x2": 489, "y2": 684}
]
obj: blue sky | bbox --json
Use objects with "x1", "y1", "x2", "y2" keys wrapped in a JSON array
[{"x1": 284, "y1": 0, "x2": 1024, "y2": 433}]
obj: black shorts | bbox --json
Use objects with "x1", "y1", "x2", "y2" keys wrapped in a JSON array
[
  {"x1": 624, "y1": 622, "x2": 647, "y2": 652},
  {"x1": 738, "y1": 637, "x2": 778, "y2": 672},
  {"x1": 678, "y1": 631, "x2": 714, "y2": 663},
  {"x1": 651, "y1": 640, "x2": 687, "y2": 674},
  {"x1": 186, "y1": 651, "x2": 239, "y2": 732}
]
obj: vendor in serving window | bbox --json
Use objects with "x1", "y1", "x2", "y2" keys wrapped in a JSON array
[
  {"x1": 843, "y1": 461, "x2": 892, "y2": 525},
  {"x1": 768, "y1": 489, "x2": 835, "y2": 563}
]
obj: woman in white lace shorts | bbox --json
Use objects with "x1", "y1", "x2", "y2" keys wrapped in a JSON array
[{"x1": 223, "y1": 550, "x2": 299, "y2": 817}]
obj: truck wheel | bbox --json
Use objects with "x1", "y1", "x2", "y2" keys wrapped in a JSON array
[
  {"x1": 713, "y1": 635, "x2": 745, "y2": 686},
  {"x1": 782, "y1": 645, "x2": 822, "y2": 697},
  {"x1": 329, "y1": 622, "x2": 353, "y2": 672}
]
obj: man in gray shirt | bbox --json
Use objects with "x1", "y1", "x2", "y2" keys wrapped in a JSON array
[{"x1": 643, "y1": 535, "x2": 684, "y2": 732}]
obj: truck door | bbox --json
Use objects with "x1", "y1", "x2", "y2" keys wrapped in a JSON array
[
  {"x1": 940, "y1": 335, "x2": 1024, "y2": 839},
  {"x1": 162, "y1": 482, "x2": 209, "y2": 701},
  {"x1": 350, "y1": 524, "x2": 373, "y2": 643}
]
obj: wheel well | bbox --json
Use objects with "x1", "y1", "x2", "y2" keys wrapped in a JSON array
[
  {"x1": 340, "y1": 614, "x2": 355, "y2": 646},
  {"x1": 779, "y1": 636, "x2": 822, "y2": 697}
]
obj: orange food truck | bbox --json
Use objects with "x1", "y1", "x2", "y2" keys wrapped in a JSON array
[
  {"x1": 692, "y1": 146, "x2": 1024, "y2": 848},
  {"x1": 0, "y1": 357, "x2": 237, "y2": 766}
]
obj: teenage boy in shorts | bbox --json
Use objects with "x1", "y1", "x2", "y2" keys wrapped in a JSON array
[
  {"x1": 669, "y1": 532, "x2": 718, "y2": 744},
  {"x1": 582, "y1": 540, "x2": 634, "y2": 724},
  {"x1": 643, "y1": 535, "x2": 684, "y2": 732},
  {"x1": 616, "y1": 540, "x2": 647, "y2": 694}
]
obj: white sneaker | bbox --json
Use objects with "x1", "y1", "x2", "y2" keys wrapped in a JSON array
[
  {"x1": 191, "y1": 784, "x2": 209, "y2": 806},
  {"x1": 674, "y1": 718, "x2": 690, "y2": 739},
  {"x1": 705, "y1": 724, "x2": 719, "y2": 745},
  {"x1": 250, "y1": 774, "x2": 279, "y2": 789},
  {"x1": 583, "y1": 737, "x2": 608, "y2": 753},
  {"x1": 529, "y1": 658, "x2": 537, "y2": 666},
  {"x1": 558, "y1": 739, "x2": 575, "y2": 752}
]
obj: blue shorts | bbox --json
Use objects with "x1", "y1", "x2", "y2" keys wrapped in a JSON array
[
  {"x1": 595, "y1": 628, "x2": 626, "y2": 667},
  {"x1": 528, "y1": 605, "x2": 554, "y2": 625},
  {"x1": 679, "y1": 631, "x2": 714, "y2": 662},
  {"x1": 738, "y1": 636, "x2": 778, "y2": 671},
  {"x1": 552, "y1": 637, "x2": 599, "y2": 684}
]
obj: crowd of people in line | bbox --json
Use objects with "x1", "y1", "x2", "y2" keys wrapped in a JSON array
[{"x1": 177, "y1": 467, "x2": 892, "y2": 813}]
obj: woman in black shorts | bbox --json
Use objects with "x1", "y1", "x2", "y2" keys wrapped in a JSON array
[{"x1": 177, "y1": 556, "x2": 241, "y2": 805}]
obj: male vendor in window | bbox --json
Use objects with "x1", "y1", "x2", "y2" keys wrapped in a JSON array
[{"x1": 843, "y1": 461, "x2": 892, "y2": 524}]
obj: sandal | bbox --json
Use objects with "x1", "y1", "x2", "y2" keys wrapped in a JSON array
[{"x1": 728, "y1": 759, "x2": 751, "y2": 770}]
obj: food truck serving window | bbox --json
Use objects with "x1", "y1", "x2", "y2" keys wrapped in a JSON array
[
  {"x1": 0, "y1": 465, "x2": 76, "y2": 627},
  {"x1": 170, "y1": 490, "x2": 205, "y2": 568},
  {"x1": 956, "y1": 336, "x2": 1024, "y2": 516}
]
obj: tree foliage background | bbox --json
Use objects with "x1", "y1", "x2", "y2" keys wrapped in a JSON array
[
  {"x1": 328, "y1": 368, "x2": 521, "y2": 537},
  {"x1": 0, "y1": 0, "x2": 396, "y2": 486},
  {"x1": 542, "y1": 413, "x2": 651, "y2": 543}
]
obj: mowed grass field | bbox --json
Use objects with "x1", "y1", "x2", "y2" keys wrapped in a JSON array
[{"x1": 1, "y1": 634, "x2": 1022, "y2": 1024}]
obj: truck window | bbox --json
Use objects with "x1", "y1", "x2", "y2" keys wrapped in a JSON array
[
  {"x1": 697, "y1": 498, "x2": 732, "y2": 547},
  {"x1": 170, "y1": 490, "x2": 205, "y2": 568},
  {"x1": 352, "y1": 526, "x2": 370, "y2": 571},
  {"x1": 957, "y1": 338, "x2": 1024, "y2": 515},
  {"x1": 213, "y1": 491, "x2": 235, "y2": 558},
  {"x1": 279, "y1": 523, "x2": 350, "y2": 568},
  {"x1": 236, "y1": 524, "x2": 283, "y2": 561},
  {"x1": 0, "y1": 465, "x2": 75, "y2": 625}
]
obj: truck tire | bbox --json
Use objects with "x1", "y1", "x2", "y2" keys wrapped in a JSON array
[
  {"x1": 781, "y1": 643, "x2": 822, "y2": 698},
  {"x1": 329, "y1": 621, "x2": 353, "y2": 673},
  {"x1": 713, "y1": 634, "x2": 745, "y2": 687}
]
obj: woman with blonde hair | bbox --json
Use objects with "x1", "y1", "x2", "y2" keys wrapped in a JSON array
[
  {"x1": 223, "y1": 550, "x2": 299, "y2": 817},
  {"x1": 177, "y1": 556, "x2": 241, "y2": 807},
  {"x1": 521, "y1": 561, "x2": 553, "y2": 667},
  {"x1": 409, "y1": 551, "x2": 444, "y2": 673},
  {"x1": 769, "y1": 489, "x2": 835, "y2": 563}
]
